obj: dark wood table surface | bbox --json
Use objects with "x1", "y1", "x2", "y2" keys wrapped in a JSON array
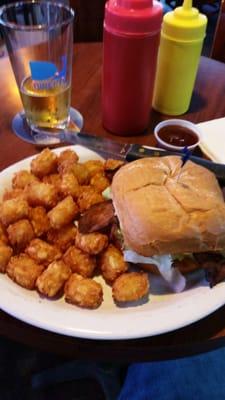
[{"x1": 0, "y1": 42, "x2": 225, "y2": 362}]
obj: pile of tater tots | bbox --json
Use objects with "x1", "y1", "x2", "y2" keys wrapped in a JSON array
[{"x1": 0, "y1": 148, "x2": 149, "y2": 309}]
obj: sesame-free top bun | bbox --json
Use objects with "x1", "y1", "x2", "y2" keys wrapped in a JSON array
[{"x1": 111, "y1": 156, "x2": 225, "y2": 256}]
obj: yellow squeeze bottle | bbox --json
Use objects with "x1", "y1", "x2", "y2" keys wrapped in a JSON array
[{"x1": 153, "y1": 0, "x2": 207, "y2": 115}]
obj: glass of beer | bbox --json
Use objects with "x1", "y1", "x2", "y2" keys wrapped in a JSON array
[{"x1": 0, "y1": 1, "x2": 74, "y2": 131}]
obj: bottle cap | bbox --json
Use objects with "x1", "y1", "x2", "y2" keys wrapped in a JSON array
[
  {"x1": 162, "y1": 0, "x2": 207, "y2": 42},
  {"x1": 104, "y1": 0, "x2": 163, "y2": 36}
]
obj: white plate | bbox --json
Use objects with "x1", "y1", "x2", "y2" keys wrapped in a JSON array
[{"x1": 0, "y1": 145, "x2": 225, "y2": 340}]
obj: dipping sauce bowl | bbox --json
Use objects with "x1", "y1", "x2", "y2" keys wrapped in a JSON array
[{"x1": 154, "y1": 119, "x2": 201, "y2": 152}]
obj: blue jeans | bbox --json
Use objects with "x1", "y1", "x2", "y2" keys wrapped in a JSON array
[{"x1": 118, "y1": 345, "x2": 225, "y2": 400}]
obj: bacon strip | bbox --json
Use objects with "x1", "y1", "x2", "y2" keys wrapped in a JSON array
[
  {"x1": 205, "y1": 263, "x2": 225, "y2": 287},
  {"x1": 194, "y1": 252, "x2": 225, "y2": 287},
  {"x1": 78, "y1": 201, "x2": 115, "y2": 234}
]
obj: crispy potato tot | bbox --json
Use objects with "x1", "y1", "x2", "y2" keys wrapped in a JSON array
[
  {"x1": 104, "y1": 159, "x2": 126, "y2": 181},
  {"x1": 77, "y1": 186, "x2": 104, "y2": 212},
  {"x1": 65, "y1": 273, "x2": 103, "y2": 309},
  {"x1": 58, "y1": 162, "x2": 89, "y2": 185},
  {"x1": 57, "y1": 149, "x2": 79, "y2": 171},
  {"x1": 57, "y1": 161, "x2": 74, "y2": 176},
  {"x1": 7, "y1": 219, "x2": 35, "y2": 250},
  {"x1": 29, "y1": 207, "x2": 50, "y2": 237},
  {"x1": 69, "y1": 163, "x2": 90, "y2": 185},
  {"x1": 90, "y1": 173, "x2": 110, "y2": 193},
  {"x1": 48, "y1": 196, "x2": 79, "y2": 230},
  {"x1": 47, "y1": 224, "x2": 77, "y2": 252},
  {"x1": 25, "y1": 238, "x2": 61, "y2": 265},
  {"x1": 12, "y1": 170, "x2": 39, "y2": 189},
  {"x1": 0, "y1": 222, "x2": 8, "y2": 244},
  {"x1": 112, "y1": 272, "x2": 149, "y2": 302},
  {"x1": 3, "y1": 188, "x2": 26, "y2": 201},
  {"x1": 60, "y1": 173, "x2": 80, "y2": 199},
  {"x1": 36, "y1": 260, "x2": 71, "y2": 297},
  {"x1": 42, "y1": 174, "x2": 62, "y2": 192},
  {"x1": 7, "y1": 254, "x2": 44, "y2": 289},
  {"x1": 0, "y1": 244, "x2": 13, "y2": 273},
  {"x1": 58, "y1": 155, "x2": 86, "y2": 180},
  {"x1": 63, "y1": 246, "x2": 96, "y2": 278},
  {"x1": 30, "y1": 148, "x2": 58, "y2": 178},
  {"x1": 83, "y1": 160, "x2": 104, "y2": 179},
  {"x1": 104, "y1": 159, "x2": 125, "y2": 172},
  {"x1": 75, "y1": 231, "x2": 108, "y2": 255},
  {"x1": 25, "y1": 182, "x2": 58, "y2": 208},
  {"x1": 0, "y1": 198, "x2": 29, "y2": 227},
  {"x1": 99, "y1": 244, "x2": 128, "y2": 282}
]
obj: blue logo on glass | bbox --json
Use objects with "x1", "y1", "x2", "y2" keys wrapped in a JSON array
[{"x1": 29, "y1": 56, "x2": 67, "y2": 90}]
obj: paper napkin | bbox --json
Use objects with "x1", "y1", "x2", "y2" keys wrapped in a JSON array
[{"x1": 198, "y1": 117, "x2": 225, "y2": 163}]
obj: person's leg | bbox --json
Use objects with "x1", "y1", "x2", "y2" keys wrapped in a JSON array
[{"x1": 118, "y1": 346, "x2": 225, "y2": 400}]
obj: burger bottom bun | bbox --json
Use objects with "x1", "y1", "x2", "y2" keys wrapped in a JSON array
[{"x1": 138, "y1": 257, "x2": 200, "y2": 276}]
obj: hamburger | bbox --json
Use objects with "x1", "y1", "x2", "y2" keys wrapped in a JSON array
[
  {"x1": 110, "y1": 156, "x2": 225, "y2": 291},
  {"x1": 78, "y1": 156, "x2": 225, "y2": 292}
]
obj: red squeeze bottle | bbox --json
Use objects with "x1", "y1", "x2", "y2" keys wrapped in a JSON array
[{"x1": 102, "y1": 0, "x2": 163, "y2": 136}]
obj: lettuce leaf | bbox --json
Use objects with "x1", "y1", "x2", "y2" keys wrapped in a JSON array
[{"x1": 123, "y1": 250, "x2": 186, "y2": 293}]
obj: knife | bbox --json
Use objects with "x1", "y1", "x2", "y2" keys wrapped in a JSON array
[{"x1": 30, "y1": 126, "x2": 225, "y2": 182}]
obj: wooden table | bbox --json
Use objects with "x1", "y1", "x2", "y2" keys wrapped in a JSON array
[{"x1": 0, "y1": 42, "x2": 225, "y2": 362}]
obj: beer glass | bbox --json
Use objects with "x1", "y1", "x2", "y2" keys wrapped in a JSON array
[{"x1": 0, "y1": 1, "x2": 74, "y2": 131}]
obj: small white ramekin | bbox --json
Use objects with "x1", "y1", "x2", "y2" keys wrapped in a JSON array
[{"x1": 154, "y1": 119, "x2": 201, "y2": 152}]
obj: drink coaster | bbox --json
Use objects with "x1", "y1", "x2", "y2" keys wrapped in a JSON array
[{"x1": 12, "y1": 107, "x2": 84, "y2": 147}]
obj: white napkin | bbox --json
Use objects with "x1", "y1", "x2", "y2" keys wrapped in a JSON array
[{"x1": 197, "y1": 117, "x2": 225, "y2": 163}]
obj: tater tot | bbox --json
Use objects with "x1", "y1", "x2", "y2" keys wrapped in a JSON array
[
  {"x1": 63, "y1": 246, "x2": 96, "y2": 278},
  {"x1": 7, "y1": 254, "x2": 44, "y2": 289},
  {"x1": 65, "y1": 273, "x2": 103, "y2": 309},
  {"x1": 25, "y1": 182, "x2": 58, "y2": 208},
  {"x1": 30, "y1": 148, "x2": 58, "y2": 178},
  {"x1": 83, "y1": 160, "x2": 104, "y2": 179},
  {"x1": 99, "y1": 244, "x2": 128, "y2": 282},
  {"x1": 57, "y1": 149, "x2": 79, "y2": 169},
  {"x1": 25, "y1": 238, "x2": 61, "y2": 265},
  {"x1": 47, "y1": 224, "x2": 77, "y2": 252},
  {"x1": 3, "y1": 188, "x2": 26, "y2": 201},
  {"x1": 112, "y1": 272, "x2": 149, "y2": 302},
  {"x1": 60, "y1": 173, "x2": 80, "y2": 199},
  {"x1": 104, "y1": 159, "x2": 126, "y2": 181},
  {"x1": 69, "y1": 163, "x2": 90, "y2": 185},
  {"x1": 90, "y1": 173, "x2": 110, "y2": 193},
  {"x1": 104, "y1": 159, "x2": 125, "y2": 172},
  {"x1": 77, "y1": 186, "x2": 104, "y2": 212},
  {"x1": 57, "y1": 152, "x2": 82, "y2": 178},
  {"x1": 7, "y1": 219, "x2": 35, "y2": 250},
  {"x1": 0, "y1": 244, "x2": 13, "y2": 273},
  {"x1": 12, "y1": 170, "x2": 39, "y2": 189},
  {"x1": 29, "y1": 207, "x2": 50, "y2": 237},
  {"x1": 42, "y1": 174, "x2": 62, "y2": 193},
  {"x1": 0, "y1": 198, "x2": 29, "y2": 227},
  {"x1": 75, "y1": 231, "x2": 108, "y2": 255},
  {"x1": 0, "y1": 222, "x2": 8, "y2": 244},
  {"x1": 47, "y1": 196, "x2": 79, "y2": 230},
  {"x1": 36, "y1": 260, "x2": 71, "y2": 297}
]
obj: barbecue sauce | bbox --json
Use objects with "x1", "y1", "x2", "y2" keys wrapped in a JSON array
[{"x1": 157, "y1": 125, "x2": 199, "y2": 147}]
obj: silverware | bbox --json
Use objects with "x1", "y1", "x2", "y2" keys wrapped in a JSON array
[{"x1": 22, "y1": 115, "x2": 225, "y2": 182}]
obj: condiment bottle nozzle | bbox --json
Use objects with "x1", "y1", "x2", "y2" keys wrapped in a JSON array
[{"x1": 182, "y1": 0, "x2": 192, "y2": 11}]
